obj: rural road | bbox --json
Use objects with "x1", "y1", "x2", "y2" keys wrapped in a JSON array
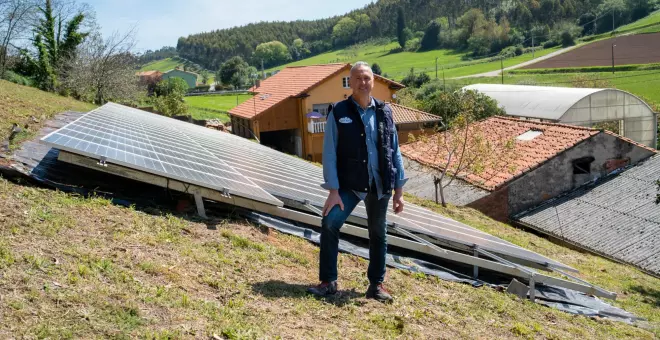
[{"x1": 452, "y1": 45, "x2": 581, "y2": 79}]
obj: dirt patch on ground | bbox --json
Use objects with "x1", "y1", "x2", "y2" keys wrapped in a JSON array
[{"x1": 523, "y1": 33, "x2": 660, "y2": 69}]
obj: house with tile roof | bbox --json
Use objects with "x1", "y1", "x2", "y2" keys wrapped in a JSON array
[
  {"x1": 228, "y1": 63, "x2": 441, "y2": 162},
  {"x1": 401, "y1": 116, "x2": 656, "y2": 221}
]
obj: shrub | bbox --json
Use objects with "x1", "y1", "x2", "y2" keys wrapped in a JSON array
[
  {"x1": 404, "y1": 37, "x2": 421, "y2": 52},
  {"x1": 2, "y1": 70, "x2": 33, "y2": 87}
]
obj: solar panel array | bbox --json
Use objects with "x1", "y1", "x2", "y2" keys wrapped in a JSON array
[
  {"x1": 41, "y1": 104, "x2": 282, "y2": 206},
  {"x1": 43, "y1": 103, "x2": 574, "y2": 271}
]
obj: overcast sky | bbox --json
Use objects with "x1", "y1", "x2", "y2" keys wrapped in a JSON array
[{"x1": 85, "y1": 0, "x2": 374, "y2": 52}]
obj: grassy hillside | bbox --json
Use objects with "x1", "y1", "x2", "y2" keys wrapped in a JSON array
[
  {"x1": 0, "y1": 179, "x2": 657, "y2": 338},
  {"x1": 140, "y1": 58, "x2": 215, "y2": 85},
  {"x1": 184, "y1": 94, "x2": 252, "y2": 122},
  {"x1": 616, "y1": 10, "x2": 660, "y2": 34},
  {"x1": 266, "y1": 41, "x2": 561, "y2": 80},
  {"x1": 139, "y1": 58, "x2": 182, "y2": 72},
  {"x1": 0, "y1": 80, "x2": 96, "y2": 144}
]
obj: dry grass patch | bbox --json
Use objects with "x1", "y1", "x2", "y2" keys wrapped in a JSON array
[
  {"x1": 0, "y1": 178, "x2": 656, "y2": 338},
  {"x1": 0, "y1": 80, "x2": 95, "y2": 142}
]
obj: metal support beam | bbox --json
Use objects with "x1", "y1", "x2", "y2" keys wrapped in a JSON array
[
  {"x1": 193, "y1": 191, "x2": 207, "y2": 219},
  {"x1": 473, "y1": 247, "x2": 479, "y2": 279}
]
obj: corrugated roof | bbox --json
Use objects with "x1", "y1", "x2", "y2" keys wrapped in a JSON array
[
  {"x1": 462, "y1": 84, "x2": 606, "y2": 120},
  {"x1": 515, "y1": 155, "x2": 660, "y2": 276},
  {"x1": 389, "y1": 102, "x2": 442, "y2": 125},
  {"x1": 400, "y1": 116, "x2": 600, "y2": 190},
  {"x1": 230, "y1": 63, "x2": 406, "y2": 119}
]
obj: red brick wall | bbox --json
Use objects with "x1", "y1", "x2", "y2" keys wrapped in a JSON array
[{"x1": 466, "y1": 186, "x2": 509, "y2": 222}]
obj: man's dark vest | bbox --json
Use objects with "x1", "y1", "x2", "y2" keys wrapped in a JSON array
[{"x1": 330, "y1": 96, "x2": 396, "y2": 193}]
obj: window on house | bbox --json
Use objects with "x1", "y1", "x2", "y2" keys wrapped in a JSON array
[
  {"x1": 342, "y1": 77, "x2": 350, "y2": 88},
  {"x1": 312, "y1": 103, "x2": 331, "y2": 116},
  {"x1": 572, "y1": 156, "x2": 595, "y2": 174}
]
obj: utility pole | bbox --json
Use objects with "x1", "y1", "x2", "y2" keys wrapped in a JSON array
[
  {"x1": 612, "y1": 9, "x2": 615, "y2": 33},
  {"x1": 261, "y1": 59, "x2": 265, "y2": 79},
  {"x1": 435, "y1": 57, "x2": 438, "y2": 79},
  {"x1": 501, "y1": 56, "x2": 504, "y2": 84},
  {"x1": 532, "y1": 33, "x2": 535, "y2": 59},
  {"x1": 612, "y1": 44, "x2": 616, "y2": 74},
  {"x1": 442, "y1": 67, "x2": 446, "y2": 91}
]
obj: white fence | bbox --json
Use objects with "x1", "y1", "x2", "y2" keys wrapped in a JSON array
[{"x1": 307, "y1": 120, "x2": 326, "y2": 134}]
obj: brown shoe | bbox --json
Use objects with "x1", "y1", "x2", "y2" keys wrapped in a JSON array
[
  {"x1": 366, "y1": 283, "x2": 393, "y2": 303},
  {"x1": 307, "y1": 281, "x2": 338, "y2": 297}
]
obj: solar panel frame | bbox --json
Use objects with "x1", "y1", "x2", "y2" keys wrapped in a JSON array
[
  {"x1": 42, "y1": 103, "x2": 575, "y2": 272},
  {"x1": 42, "y1": 104, "x2": 282, "y2": 207}
]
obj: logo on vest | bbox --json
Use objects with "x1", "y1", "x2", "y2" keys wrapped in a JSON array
[{"x1": 338, "y1": 117, "x2": 352, "y2": 124}]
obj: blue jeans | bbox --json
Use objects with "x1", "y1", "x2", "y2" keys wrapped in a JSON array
[{"x1": 319, "y1": 188, "x2": 391, "y2": 284}]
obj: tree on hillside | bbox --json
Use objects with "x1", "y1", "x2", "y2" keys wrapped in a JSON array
[
  {"x1": 332, "y1": 16, "x2": 357, "y2": 46},
  {"x1": 200, "y1": 70, "x2": 209, "y2": 85},
  {"x1": 218, "y1": 56, "x2": 249, "y2": 88},
  {"x1": 254, "y1": 40, "x2": 291, "y2": 68},
  {"x1": 371, "y1": 63, "x2": 382, "y2": 75},
  {"x1": 421, "y1": 87, "x2": 504, "y2": 124},
  {"x1": 408, "y1": 96, "x2": 518, "y2": 206},
  {"x1": 420, "y1": 19, "x2": 441, "y2": 50},
  {"x1": 353, "y1": 13, "x2": 371, "y2": 41},
  {"x1": 0, "y1": 0, "x2": 35, "y2": 78},
  {"x1": 23, "y1": 0, "x2": 89, "y2": 91},
  {"x1": 62, "y1": 30, "x2": 140, "y2": 105},
  {"x1": 289, "y1": 38, "x2": 310, "y2": 61},
  {"x1": 397, "y1": 7, "x2": 406, "y2": 48},
  {"x1": 154, "y1": 77, "x2": 188, "y2": 116}
]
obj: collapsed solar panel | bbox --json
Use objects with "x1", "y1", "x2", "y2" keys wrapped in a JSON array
[{"x1": 41, "y1": 103, "x2": 615, "y2": 300}]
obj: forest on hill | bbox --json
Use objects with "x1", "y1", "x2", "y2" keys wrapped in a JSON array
[{"x1": 175, "y1": 0, "x2": 659, "y2": 71}]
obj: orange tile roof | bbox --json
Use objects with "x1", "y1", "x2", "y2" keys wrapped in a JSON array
[
  {"x1": 230, "y1": 64, "x2": 350, "y2": 119},
  {"x1": 137, "y1": 70, "x2": 162, "y2": 76},
  {"x1": 229, "y1": 63, "x2": 406, "y2": 119},
  {"x1": 401, "y1": 116, "x2": 602, "y2": 190},
  {"x1": 389, "y1": 102, "x2": 442, "y2": 125}
]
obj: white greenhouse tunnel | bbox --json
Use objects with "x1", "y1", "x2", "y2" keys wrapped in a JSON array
[{"x1": 463, "y1": 84, "x2": 658, "y2": 148}]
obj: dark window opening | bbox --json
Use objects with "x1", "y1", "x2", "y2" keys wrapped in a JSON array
[{"x1": 573, "y1": 156, "x2": 595, "y2": 174}]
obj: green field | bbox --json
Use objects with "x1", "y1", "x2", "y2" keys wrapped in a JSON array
[
  {"x1": 140, "y1": 58, "x2": 215, "y2": 85},
  {"x1": 184, "y1": 94, "x2": 252, "y2": 121},
  {"x1": 616, "y1": 10, "x2": 660, "y2": 34},
  {"x1": 453, "y1": 70, "x2": 660, "y2": 110},
  {"x1": 139, "y1": 58, "x2": 182, "y2": 72},
  {"x1": 267, "y1": 40, "x2": 563, "y2": 80}
]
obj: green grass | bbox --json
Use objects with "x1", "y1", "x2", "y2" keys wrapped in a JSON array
[
  {"x1": 139, "y1": 58, "x2": 182, "y2": 72},
  {"x1": 266, "y1": 40, "x2": 564, "y2": 80},
  {"x1": 510, "y1": 63, "x2": 660, "y2": 74},
  {"x1": 0, "y1": 80, "x2": 96, "y2": 142},
  {"x1": 140, "y1": 57, "x2": 216, "y2": 85},
  {"x1": 616, "y1": 10, "x2": 660, "y2": 34},
  {"x1": 184, "y1": 94, "x2": 252, "y2": 122},
  {"x1": 455, "y1": 70, "x2": 660, "y2": 110}
]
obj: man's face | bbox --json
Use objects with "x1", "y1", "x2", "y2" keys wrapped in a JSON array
[{"x1": 349, "y1": 66, "x2": 374, "y2": 97}]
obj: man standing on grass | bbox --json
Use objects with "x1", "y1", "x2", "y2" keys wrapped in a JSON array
[{"x1": 307, "y1": 62, "x2": 407, "y2": 303}]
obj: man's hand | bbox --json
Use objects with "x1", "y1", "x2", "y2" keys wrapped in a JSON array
[
  {"x1": 322, "y1": 189, "x2": 344, "y2": 216},
  {"x1": 393, "y1": 188, "x2": 404, "y2": 214}
]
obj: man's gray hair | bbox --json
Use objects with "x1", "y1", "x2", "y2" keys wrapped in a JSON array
[{"x1": 351, "y1": 61, "x2": 372, "y2": 74}]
